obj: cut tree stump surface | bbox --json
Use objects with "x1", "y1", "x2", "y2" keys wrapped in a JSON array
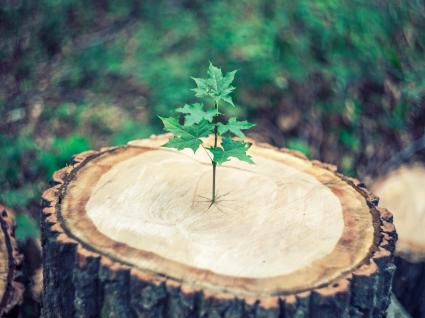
[
  {"x1": 42, "y1": 134, "x2": 396, "y2": 318},
  {"x1": 0, "y1": 204, "x2": 23, "y2": 316},
  {"x1": 372, "y1": 164, "x2": 425, "y2": 318},
  {"x1": 372, "y1": 164, "x2": 425, "y2": 262}
]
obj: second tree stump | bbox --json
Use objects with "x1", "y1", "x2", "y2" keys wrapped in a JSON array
[
  {"x1": 373, "y1": 164, "x2": 425, "y2": 318},
  {"x1": 0, "y1": 204, "x2": 23, "y2": 316}
]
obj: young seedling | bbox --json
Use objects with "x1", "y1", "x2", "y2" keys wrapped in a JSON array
[{"x1": 159, "y1": 63, "x2": 255, "y2": 204}]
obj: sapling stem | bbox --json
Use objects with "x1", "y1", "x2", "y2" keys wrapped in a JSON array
[
  {"x1": 160, "y1": 63, "x2": 255, "y2": 207},
  {"x1": 212, "y1": 162, "x2": 216, "y2": 203},
  {"x1": 212, "y1": 102, "x2": 219, "y2": 203}
]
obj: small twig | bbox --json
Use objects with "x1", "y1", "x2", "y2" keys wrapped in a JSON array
[{"x1": 201, "y1": 145, "x2": 212, "y2": 161}]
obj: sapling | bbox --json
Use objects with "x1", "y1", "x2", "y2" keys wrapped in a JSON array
[{"x1": 159, "y1": 63, "x2": 255, "y2": 204}]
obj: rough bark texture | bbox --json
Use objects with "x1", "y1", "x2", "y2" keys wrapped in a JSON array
[
  {"x1": 0, "y1": 204, "x2": 24, "y2": 316},
  {"x1": 393, "y1": 256, "x2": 425, "y2": 318},
  {"x1": 41, "y1": 136, "x2": 397, "y2": 318},
  {"x1": 18, "y1": 237, "x2": 42, "y2": 317}
]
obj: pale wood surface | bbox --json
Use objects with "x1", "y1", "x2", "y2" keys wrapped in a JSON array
[{"x1": 86, "y1": 148, "x2": 344, "y2": 278}]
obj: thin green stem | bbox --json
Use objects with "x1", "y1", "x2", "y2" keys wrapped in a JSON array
[
  {"x1": 212, "y1": 161, "x2": 217, "y2": 203},
  {"x1": 212, "y1": 102, "x2": 219, "y2": 203},
  {"x1": 201, "y1": 144, "x2": 212, "y2": 161}
]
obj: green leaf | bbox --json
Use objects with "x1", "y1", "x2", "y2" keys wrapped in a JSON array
[
  {"x1": 162, "y1": 135, "x2": 203, "y2": 153},
  {"x1": 208, "y1": 137, "x2": 253, "y2": 165},
  {"x1": 192, "y1": 62, "x2": 237, "y2": 107},
  {"x1": 221, "y1": 96, "x2": 236, "y2": 108},
  {"x1": 207, "y1": 147, "x2": 228, "y2": 164},
  {"x1": 207, "y1": 62, "x2": 223, "y2": 92},
  {"x1": 176, "y1": 103, "x2": 218, "y2": 126},
  {"x1": 191, "y1": 77, "x2": 210, "y2": 99},
  {"x1": 159, "y1": 116, "x2": 213, "y2": 153},
  {"x1": 218, "y1": 117, "x2": 256, "y2": 138},
  {"x1": 159, "y1": 116, "x2": 189, "y2": 136},
  {"x1": 222, "y1": 69, "x2": 237, "y2": 90}
]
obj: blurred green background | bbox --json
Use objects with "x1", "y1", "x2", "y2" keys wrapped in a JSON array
[{"x1": 1, "y1": 0, "x2": 425, "y2": 239}]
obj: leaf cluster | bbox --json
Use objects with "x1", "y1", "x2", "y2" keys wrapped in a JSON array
[
  {"x1": 192, "y1": 63, "x2": 237, "y2": 107},
  {"x1": 160, "y1": 63, "x2": 255, "y2": 165}
]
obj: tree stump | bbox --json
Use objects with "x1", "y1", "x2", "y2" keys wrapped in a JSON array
[
  {"x1": 0, "y1": 204, "x2": 23, "y2": 316},
  {"x1": 372, "y1": 164, "x2": 425, "y2": 318},
  {"x1": 41, "y1": 134, "x2": 396, "y2": 318}
]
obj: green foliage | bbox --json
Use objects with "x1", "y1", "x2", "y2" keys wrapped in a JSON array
[
  {"x1": 160, "y1": 117, "x2": 212, "y2": 153},
  {"x1": 0, "y1": 134, "x2": 38, "y2": 185},
  {"x1": 218, "y1": 117, "x2": 256, "y2": 138},
  {"x1": 15, "y1": 213, "x2": 39, "y2": 241},
  {"x1": 192, "y1": 63, "x2": 237, "y2": 107},
  {"x1": 208, "y1": 137, "x2": 254, "y2": 165},
  {"x1": 3, "y1": 0, "x2": 425, "y2": 119},
  {"x1": 176, "y1": 103, "x2": 217, "y2": 126},
  {"x1": 0, "y1": 132, "x2": 90, "y2": 235},
  {"x1": 1, "y1": 186, "x2": 38, "y2": 211},
  {"x1": 160, "y1": 63, "x2": 255, "y2": 165},
  {"x1": 111, "y1": 121, "x2": 158, "y2": 146},
  {"x1": 287, "y1": 138, "x2": 312, "y2": 158},
  {"x1": 339, "y1": 129, "x2": 360, "y2": 151},
  {"x1": 160, "y1": 63, "x2": 255, "y2": 202},
  {"x1": 38, "y1": 134, "x2": 91, "y2": 177}
]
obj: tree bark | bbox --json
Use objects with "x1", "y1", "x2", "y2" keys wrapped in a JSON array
[
  {"x1": 393, "y1": 257, "x2": 425, "y2": 318},
  {"x1": 0, "y1": 204, "x2": 24, "y2": 316},
  {"x1": 41, "y1": 134, "x2": 396, "y2": 318}
]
